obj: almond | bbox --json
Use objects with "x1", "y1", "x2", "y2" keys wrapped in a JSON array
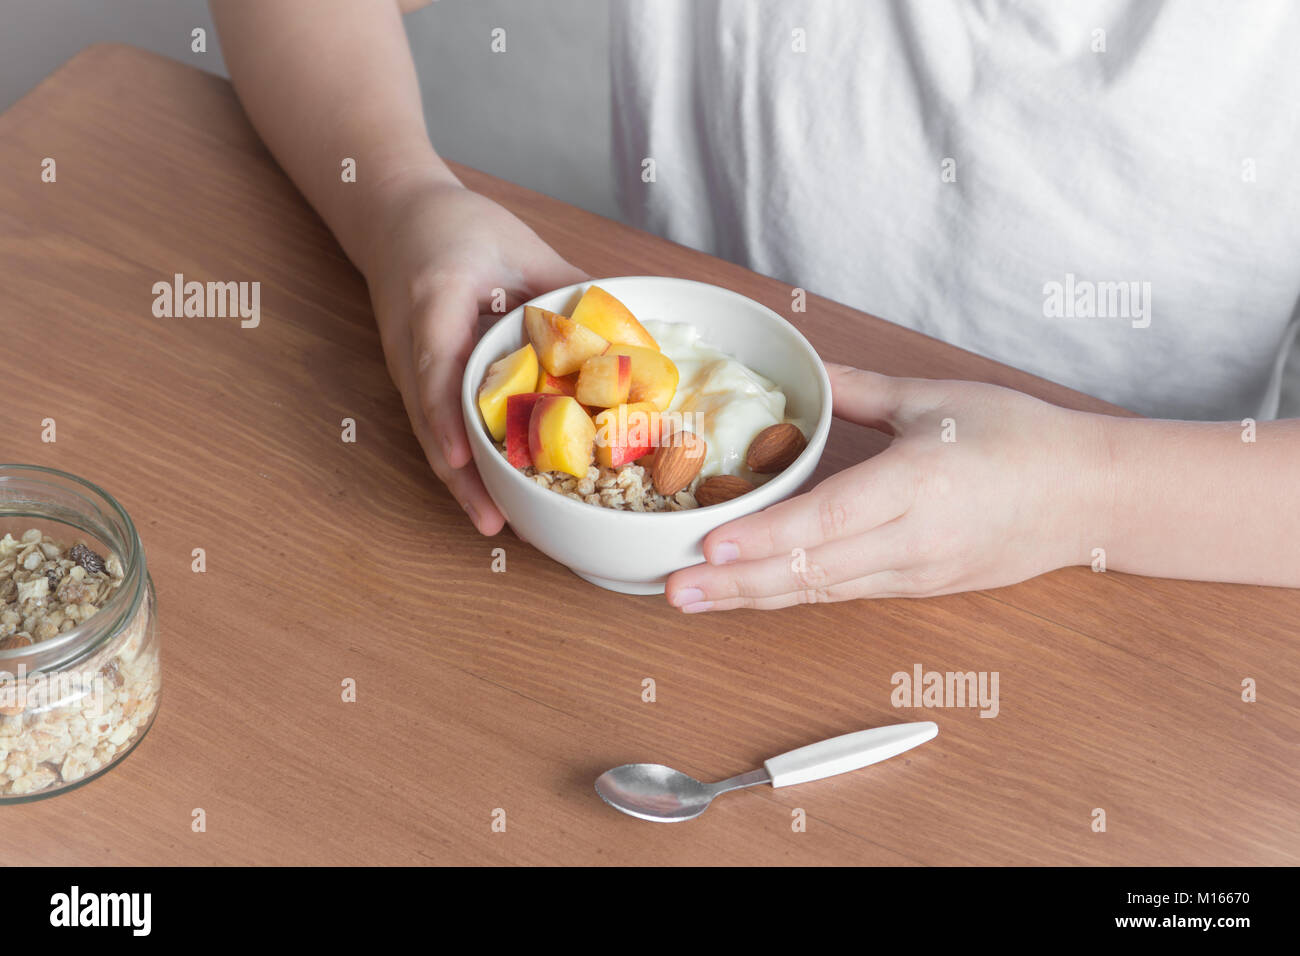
[
  {"x1": 745, "y1": 423, "x2": 807, "y2": 474},
  {"x1": 651, "y1": 430, "x2": 708, "y2": 495},
  {"x1": 695, "y1": 475, "x2": 755, "y2": 507}
]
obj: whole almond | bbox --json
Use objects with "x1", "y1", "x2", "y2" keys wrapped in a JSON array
[
  {"x1": 745, "y1": 423, "x2": 807, "y2": 474},
  {"x1": 652, "y1": 430, "x2": 708, "y2": 495},
  {"x1": 0, "y1": 634, "x2": 33, "y2": 651},
  {"x1": 695, "y1": 475, "x2": 755, "y2": 507}
]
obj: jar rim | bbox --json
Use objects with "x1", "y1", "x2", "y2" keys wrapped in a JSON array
[{"x1": 0, "y1": 464, "x2": 146, "y2": 670}]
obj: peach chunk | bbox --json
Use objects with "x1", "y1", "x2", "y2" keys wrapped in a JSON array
[
  {"x1": 536, "y1": 369, "x2": 578, "y2": 396},
  {"x1": 569, "y1": 285, "x2": 659, "y2": 351},
  {"x1": 603, "y1": 344, "x2": 679, "y2": 410},
  {"x1": 523, "y1": 305, "x2": 608, "y2": 376},
  {"x1": 575, "y1": 354, "x2": 631, "y2": 408},
  {"x1": 529, "y1": 395, "x2": 596, "y2": 478},
  {"x1": 593, "y1": 402, "x2": 661, "y2": 469},
  {"x1": 477, "y1": 343, "x2": 539, "y2": 441},
  {"x1": 505, "y1": 392, "x2": 548, "y2": 468}
]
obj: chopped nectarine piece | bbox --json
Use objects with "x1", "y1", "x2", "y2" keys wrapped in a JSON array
[
  {"x1": 569, "y1": 285, "x2": 659, "y2": 351},
  {"x1": 523, "y1": 305, "x2": 608, "y2": 376},
  {"x1": 505, "y1": 392, "x2": 548, "y2": 468},
  {"x1": 593, "y1": 402, "x2": 661, "y2": 468},
  {"x1": 535, "y1": 369, "x2": 578, "y2": 396},
  {"x1": 476, "y1": 343, "x2": 539, "y2": 441},
  {"x1": 603, "y1": 344, "x2": 678, "y2": 410},
  {"x1": 575, "y1": 354, "x2": 631, "y2": 407},
  {"x1": 529, "y1": 395, "x2": 596, "y2": 478}
]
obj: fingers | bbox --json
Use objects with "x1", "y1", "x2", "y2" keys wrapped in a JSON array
[
  {"x1": 520, "y1": 248, "x2": 590, "y2": 295},
  {"x1": 407, "y1": 393, "x2": 506, "y2": 534},
  {"x1": 391, "y1": 329, "x2": 506, "y2": 536},
  {"x1": 409, "y1": 279, "x2": 479, "y2": 470},
  {"x1": 396, "y1": 247, "x2": 587, "y2": 536},
  {"x1": 410, "y1": 403, "x2": 506, "y2": 536},
  {"x1": 671, "y1": 569, "x2": 918, "y2": 611},
  {"x1": 824, "y1": 362, "x2": 905, "y2": 433},
  {"x1": 668, "y1": 521, "x2": 910, "y2": 609},
  {"x1": 408, "y1": 253, "x2": 587, "y2": 473},
  {"x1": 433, "y1": 451, "x2": 507, "y2": 535},
  {"x1": 701, "y1": 453, "x2": 913, "y2": 565}
]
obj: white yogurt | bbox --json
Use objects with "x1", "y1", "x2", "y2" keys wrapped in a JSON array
[{"x1": 642, "y1": 319, "x2": 802, "y2": 481}]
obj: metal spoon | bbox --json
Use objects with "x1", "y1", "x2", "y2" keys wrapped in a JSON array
[{"x1": 595, "y1": 721, "x2": 938, "y2": 822}]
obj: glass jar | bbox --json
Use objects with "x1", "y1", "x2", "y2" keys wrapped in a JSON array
[{"x1": 0, "y1": 465, "x2": 160, "y2": 801}]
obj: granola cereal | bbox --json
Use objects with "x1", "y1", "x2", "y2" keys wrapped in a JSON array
[
  {"x1": 497, "y1": 443, "x2": 701, "y2": 512},
  {"x1": 0, "y1": 529, "x2": 124, "y2": 644},
  {"x1": 0, "y1": 529, "x2": 160, "y2": 799}
]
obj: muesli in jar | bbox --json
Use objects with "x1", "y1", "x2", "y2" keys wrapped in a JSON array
[{"x1": 0, "y1": 529, "x2": 160, "y2": 798}]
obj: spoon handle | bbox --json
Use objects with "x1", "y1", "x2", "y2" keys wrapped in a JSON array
[{"x1": 763, "y1": 721, "x2": 938, "y2": 788}]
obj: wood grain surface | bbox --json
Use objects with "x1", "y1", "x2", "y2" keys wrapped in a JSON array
[{"x1": 0, "y1": 45, "x2": 1295, "y2": 866}]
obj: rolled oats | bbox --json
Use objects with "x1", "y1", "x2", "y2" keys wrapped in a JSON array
[{"x1": 0, "y1": 529, "x2": 160, "y2": 799}]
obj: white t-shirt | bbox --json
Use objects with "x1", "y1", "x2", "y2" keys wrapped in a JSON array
[{"x1": 610, "y1": 0, "x2": 1300, "y2": 421}]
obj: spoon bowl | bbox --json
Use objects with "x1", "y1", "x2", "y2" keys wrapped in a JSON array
[{"x1": 595, "y1": 764, "x2": 772, "y2": 822}]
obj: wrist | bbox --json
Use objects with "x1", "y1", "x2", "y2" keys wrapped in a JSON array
[
  {"x1": 367, "y1": 155, "x2": 462, "y2": 209},
  {"x1": 1066, "y1": 409, "x2": 1120, "y2": 569},
  {"x1": 346, "y1": 155, "x2": 464, "y2": 278}
]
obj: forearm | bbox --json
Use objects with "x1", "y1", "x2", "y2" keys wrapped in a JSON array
[
  {"x1": 1097, "y1": 416, "x2": 1300, "y2": 586},
  {"x1": 209, "y1": 0, "x2": 456, "y2": 275}
]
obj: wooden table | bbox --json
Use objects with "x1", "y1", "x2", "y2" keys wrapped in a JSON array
[{"x1": 1, "y1": 45, "x2": 1295, "y2": 866}]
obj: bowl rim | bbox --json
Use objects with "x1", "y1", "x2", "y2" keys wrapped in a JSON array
[{"x1": 460, "y1": 275, "x2": 833, "y2": 520}]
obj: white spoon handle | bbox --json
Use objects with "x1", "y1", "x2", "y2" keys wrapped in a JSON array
[{"x1": 763, "y1": 721, "x2": 938, "y2": 788}]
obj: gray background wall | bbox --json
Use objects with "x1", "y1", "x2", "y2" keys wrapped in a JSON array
[{"x1": 0, "y1": 0, "x2": 619, "y2": 218}]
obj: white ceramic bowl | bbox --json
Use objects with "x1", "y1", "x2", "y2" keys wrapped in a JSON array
[{"x1": 461, "y1": 276, "x2": 832, "y2": 594}]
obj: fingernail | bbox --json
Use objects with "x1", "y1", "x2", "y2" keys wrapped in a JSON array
[
  {"x1": 463, "y1": 501, "x2": 480, "y2": 527},
  {"x1": 442, "y1": 434, "x2": 455, "y2": 462},
  {"x1": 682, "y1": 601, "x2": 714, "y2": 614},
  {"x1": 709, "y1": 542, "x2": 739, "y2": 565},
  {"x1": 671, "y1": 587, "x2": 704, "y2": 608}
]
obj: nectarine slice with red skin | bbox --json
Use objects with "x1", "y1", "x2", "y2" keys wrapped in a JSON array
[
  {"x1": 575, "y1": 354, "x2": 631, "y2": 408},
  {"x1": 593, "y1": 402, "x2": 661, "y2": 469},
  {"x1": 569, "y1": 286, "x2": 659, "y2": 351},
  {"x1": 602, "y1": 343, "x2": 679, "y2": 411},
  {"x1": 524, "y1": 305, "x2": 608, "y2": 376},
  {"x1": 536, "y1": 369, "x2": 578, "y2": 396},
  {"x1": 505, "y1": 392, "x2": 548, "y2": 468},
  {"x1": 529, "y1": 395, "x2": 596, "y2": 479},
  {"x1": 477, "y1": 343, "x2": 539, "y2": 442}
]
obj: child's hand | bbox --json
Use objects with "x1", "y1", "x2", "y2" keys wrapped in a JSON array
[
  {"x1": 665, "y1": 363, "x2": 1112, "y2": 610},
  {"x1": 362, "y1": 174, "x2": 588, "y2": 533}
]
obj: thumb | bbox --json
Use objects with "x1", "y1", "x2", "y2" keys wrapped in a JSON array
[{"x1": 824, "y1": 362, "x2": 903, "y2": 434}]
